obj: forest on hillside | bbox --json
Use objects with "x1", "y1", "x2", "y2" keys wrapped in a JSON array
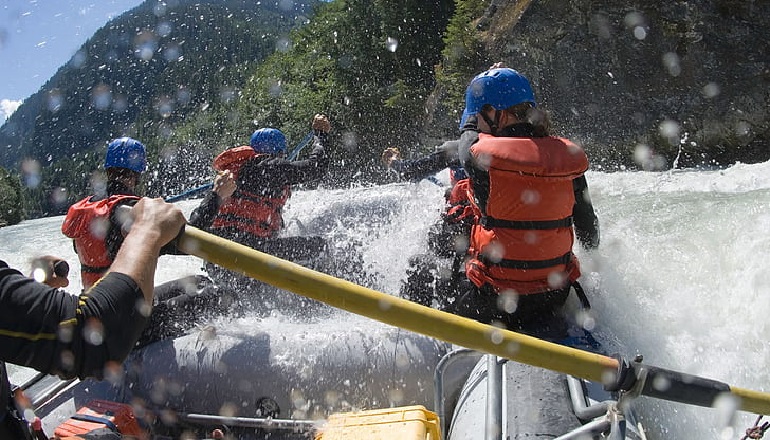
[{"x1": 0, "y1": 0, "x2": 455, "y2": 223}]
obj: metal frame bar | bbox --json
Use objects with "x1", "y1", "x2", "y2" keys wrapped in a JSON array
[{"x1": 434, "y1": 348, "x2": 481, "y2": 440}]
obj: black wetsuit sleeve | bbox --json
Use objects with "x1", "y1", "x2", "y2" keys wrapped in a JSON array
[
  {"x1": 458, "y1": 131, "x2": 480, "y2": 171},
  {"x1": 237, "y1": 132, "x2": 330, "y2": 191},
  {"x1": 106, "y1": 198, "x2": 184, "y2": 256},
  {"x1": 188, "y1": 192, "x2": 220, "y2": 230},
  {"x1": 573, "y1": 175, "x2": 600, "y2": 250},
  {"x1": 106, "y1": 199, "x2": 138, "y2": 260},
  {"x1": 389, "y1": 140, "x2": 461, "y2": 182},
  {"x1": 458, "y1": 131, "x2": 488, "y2": 209},
  {"x1": 0, "y1": 263, "x2": 147, "y2": 380}
]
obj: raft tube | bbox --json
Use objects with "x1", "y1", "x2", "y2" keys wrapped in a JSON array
[
  {"x1": 444, "y1": 352, "x2": 645, "y2": 440},
  {"x1": 124, "y1": 317, "x2": 450, "y2": 420}
]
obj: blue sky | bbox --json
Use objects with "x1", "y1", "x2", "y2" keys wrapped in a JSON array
[{"x1": 0, "y1": 0, "x2": 144, "y2": 123}]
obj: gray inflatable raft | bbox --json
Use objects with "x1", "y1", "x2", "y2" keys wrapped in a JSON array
[{"x1": 124, "y1": 317, "x2": 449, "y2": 420}]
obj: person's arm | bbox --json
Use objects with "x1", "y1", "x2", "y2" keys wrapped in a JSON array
[
  {"x1": 458, "y1": 130, "x2": 491, "y2": 211},
  {"x1": 277, "y1": 113, "x2": 331, "y2": 185},
  {"x1": 106, "y1": 198, "x2": 138, "y2": 260},
  {"x1": 108, "y1": 197, "x2": 187, "y2": 303},
  {"x1": 572, "y1": 175, "x2": 600, "y2": 250},
  {"x1": 188, "y1": 170, "x2": 235, "y2": 230},
  {"x1": 1, "y1": 265, "x2": 150, "y2": 379},
  {"x1": 280, "y1": 131, "x2": 331, "y2": 184},
  {"x1": 1, "y1": 262, "x2": 79, "y2": 377},
  {"x1": 188, "y1": 192, "x2": 220, "y2": 230},
  {"x1": 457, "y1": 131, "x2": 479, "y2": 170},
  {"x1": 387, "y1": 140, "x2": 461, "y2": 182},
  {"x1": 0, "y1": 199, "x2": 185, "y2": 380},
  {"x1": 239, "y1": 115, "x2": 332, "y2": 189},
  {"x1": 72, "y1": 198, "x2": 187, "y2": 374},
  {"x1": 238, "y1": 141, "x2": 328, "y2": 191}
]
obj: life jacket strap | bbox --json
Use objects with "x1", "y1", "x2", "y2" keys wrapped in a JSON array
[
  {"x1": 479, "y1": 216, "x2": 573, "y2": 230},
  {"x1": 80, "y1": 264, "x2": 110, "y2": 274},
  {"x1": 571, "y1": 280, "x2": 591, "y2": 310},
  {"x1": 481, "y1": 252, "x2": 572, "y2": 270},
  {"x1": 70, "y1": 414, "x2": 119, "y2": 432}
]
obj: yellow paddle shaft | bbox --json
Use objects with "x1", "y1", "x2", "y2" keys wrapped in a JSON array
[
  {"x1": 179, "y1": 226, "x2": 617, "y2": 382},
  {"x1": 178, "y1": 226, "x2": 770, "y2": 415}
]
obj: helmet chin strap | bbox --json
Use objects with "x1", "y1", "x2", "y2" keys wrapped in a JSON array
[{"x1": 480, "y1": 109, "x2": 503, "y2": 136}]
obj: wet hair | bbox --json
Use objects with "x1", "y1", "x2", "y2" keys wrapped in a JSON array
[
  {"x1": 106, "y1": 167, "x2": 141, "y2": 182},
  {"x1": 523, "y1": 106, "x2": 551, "y2": 137},
  {"x1": 508, "y1": 103, "x2": 551, "y2": 137}
]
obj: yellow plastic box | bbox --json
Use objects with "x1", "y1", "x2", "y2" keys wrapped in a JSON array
[{"x1": 316, "y1": 405, "x2": 440, "y2": 440}]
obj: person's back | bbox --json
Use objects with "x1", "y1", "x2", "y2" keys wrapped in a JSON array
[
  {"x1": 196, "y1": 116, "x2": 331, "y2": 248},
  {"x1": 61, "y1": 137, "x2": 146, "y2": 290},
  {"x1": 191, "y1": 115, "x2": 334, "y2": 316},
  {"x1": 454, "y1": 67, "x2": 600, "y2": 337},
  {"x1": 208, "y1": 143, "x2": 293, "y2": 244},
  {"x1": 462, "y1": 128, "x2": 588, "y2": 294}
]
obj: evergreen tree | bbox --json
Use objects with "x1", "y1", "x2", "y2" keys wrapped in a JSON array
[
  {"x1": 239, "y1": 0, "x2": 455, "y2": 183},
  {"x1": 0, "y1": 167, "x2": 24, "y2": 226}
]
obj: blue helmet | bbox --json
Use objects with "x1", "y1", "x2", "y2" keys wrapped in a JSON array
[
  {"x1": 250, "y1": 128, "x2": 287, "y2": 154},
  {"x1": 459, "y1": 68, "x2": 536, "y2": 129},
  {"x1": 104, "y1": 137, "x2": 147, "y2": 172}
]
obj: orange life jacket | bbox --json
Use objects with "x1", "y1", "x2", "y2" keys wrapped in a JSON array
[
  {"x1": 213, "y1": 145, "x2": 256, "y2": 179},
  {"x1": 61, "y1": 195, "x2": 140, "y2": 290},
  {"x1": 210, "y1": 148, "x2": 290, "y2": 239},
  {"x1": 465, "y1": 133, "x2": 588, "y2": 295},
  {"x1": 444, "y1": 178, "x2": 475, "y2": 225},
  {"x1": 54, "y1": 399, "x2": 146, "y2": 439}
]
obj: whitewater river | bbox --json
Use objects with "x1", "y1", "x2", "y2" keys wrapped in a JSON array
[{"x1": 3, "y1": 162, "x2": 770, "y2": 439}]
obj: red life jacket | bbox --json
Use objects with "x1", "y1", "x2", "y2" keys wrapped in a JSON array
[
  {"x1": 213, "y1": 145, "x2": 256, "y2": 179},
  {"x1": 61, "y1": 195, "x2": 140, "y2": 290},
  {"x1": 210, "y1": 148, "x2": 290, "y2": 239},
  {"x1": 444, "y1": 178, "x2": 475, "y2": 225},
  {"x1": 465, "y1": 133, "x2": 588, "y2": 295}
]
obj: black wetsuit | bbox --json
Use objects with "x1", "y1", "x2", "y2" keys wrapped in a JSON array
[
  {"x1": 0, "y1": 260, "x2": 147, "y2": 438},
  {"x1": 388, "y1": 140, "x2": 460, "y2": 182}
]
